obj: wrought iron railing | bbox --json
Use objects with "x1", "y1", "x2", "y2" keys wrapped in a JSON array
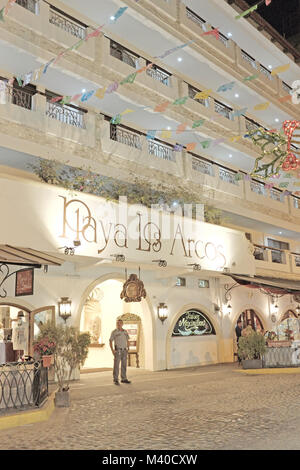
[
  {"x1": 241, "y1": 49, "x2": 257, "y2": 69},
  {"x1": 260, "y1": 64, "x2": 272, "y2": 80},
  {"x1": 192, "y1": 157, "x2": 213, "y2": 175},
  {"x1": 294, "y1": 255, "x2": 300, "y2": 267},
  {"x1": 214, "y1": 100, "x2": 232, "y2": 120},
  {"x1": 6, "y1": 86, "x2": 34, "y2": 110},
  {"x1": 110, "y1": 41, "x2": 139, "y2": 68},
  {"x1": 250, "y1": 180, "x2": 265, "y2": 195},
  {"x1": 49, "y1": 8, "x2": 86, "y2": 39},
  {"x1": 148, "y1": 140, "x2": 175, "y2": 161},
  {"x1": 263, "y1": 346, "x2": 300, "y2": 368},
  {"x1": 186, "y1": 7, "x2": 206, "y2": 30},
  {"x1": 282, "y1": 81, "x2": 292, "y2": 94},
  {"x1": 46, "y1": 101, "x2": 86, "y2": 128},
  {"x1": 270, "y1": 188, "x2": 282, "y2": 202},
  {"x1": 218, "y1": 31, "x2": 229, "y2": 47},
  {"x1": 245, "y1": 117, "x2": 260, "y2": 133},
  {"x1": 270, "y1": 248, "x2": 284, "y2": 264},
  {"x1": 110, "y1": 124, "x2": 142, "y2": 149},
  {"x1": 0, "y1": 361, "x2": 48, "y2": 411},
  {"x1": 188, "y1": 84, "x2": 208, "y2": 106},
  {"x1": 293, "y1": 197, "x2": 300, "y2": 209},
  {"x1": 219, "y1": 167, "x2": 237, "y2": 185},
  {"x1": 16, "y1": 0, "x2": 38, "y2": 13},
  {"x1": 146, "y1": 67, "x2": 170, "y2": 86}
]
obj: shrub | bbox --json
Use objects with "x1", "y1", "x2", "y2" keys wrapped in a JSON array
[{"x1": 238, "y1": 328, "x2": 266, "y2": 360}]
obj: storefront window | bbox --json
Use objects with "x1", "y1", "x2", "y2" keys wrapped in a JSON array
[{"x1": 276, "y1": 310, "x2": 300, "y2": 341}]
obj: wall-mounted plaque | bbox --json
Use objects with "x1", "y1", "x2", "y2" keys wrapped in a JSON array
[
  {"x1": 15, "y1": 268, "x2": 34, "y2": 297},
  {"x1": 120, "y1": 274, "x2": 146, "y2": 303},
  {"x1": 172, "y1": 309, "x2": 216, "y2": 337}
]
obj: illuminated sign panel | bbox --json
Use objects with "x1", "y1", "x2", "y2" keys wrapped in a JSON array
[{"x1": 172, "y1": 309, "x2": 216, "y2": 337}]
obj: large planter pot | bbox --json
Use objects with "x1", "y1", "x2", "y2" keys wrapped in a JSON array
[
  {"x1": 42, "y1": 355, "x2": 53, "y2": 368},
  {"x1": 242, "y1": 359, "x2": 262, "y2": 369},
  {"x1": 54, "y1": 390, "x2": 70, "y2": 408}
]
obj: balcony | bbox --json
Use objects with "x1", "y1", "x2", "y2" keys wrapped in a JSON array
[
  {"x1": 191, "y1": 156, "x2": 213, "y2": 176},
  {"x1": 49, "y1": 6, "x2": 87, "y2": 40},
  {"x1": 250, "y1": 180, "x2": 265, "y2": 196},
  {"x1": 110, "y1": 123, "x2": 142, "y2": 150},
  {"x1": 185, "y1": 7, "x2": 206, "y2": 31},
  {"x1": 240, "y1": 50, "x2": 257, "y2": 70},
  {"x1": 270, "y1": 188, "x2": 283, "y2": 203},
  {"x1": 16, "y1": 0, "x2": 38, "y2": 14},
  {"x1": 4, "y1": 84, "x2": 35, "y2": 110},
  {"x1": 214, "y1": 100, "x2": 232, "y2": 120},
  {"x1": 110, "y1": 40, "x2": 139, "y2": 69},
  {"x1": 148, "y1": 139, "x2": 175, "y2": 161},
  {"x1": 253, "y1": 244, "x2": 290, "y2": 274},
  {"x1": 188, "y1": 84, "x2": 208, "y2": 107},
  {"x1": 146, "y1": 64, "x2": 171, "y2": 86},
  {"x1": 219, "y1": 166, "x2": 237, "y2": 185},
  {"x1": 46, "y1": 100, "x2": 86, "y2": 129}
]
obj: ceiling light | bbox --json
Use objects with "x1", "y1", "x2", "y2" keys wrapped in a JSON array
[
  {"x1": 234, "y1": 93, "x2": 239, "y2": 98},
  {"x1": 110, "y1": 16, "x2": 115, "y2": 21},
  {"x1": 279, "y1": 231, "x2": 282, "y2": 234},
  {"x1": 177, "y1": 57, "x2": 183, "y2": 62},
  {"x1": 81, "y1": 89, "x2": 86, "y2": 93},
  {"x1": 227, "y1": 32, "x2": 232, "y2": 37},
  {"x1": 229, "y1": 154, "x2": 232, "y2": 158},
  {"x1": 167, "y1": 126, "x2": 171, "y2": 130},
  {"x1": 268, "y1": 65, "x2": 272, "y2": 69},
  {"x1": 275, "y1": 118, "x2": 279, "y2": 122}
]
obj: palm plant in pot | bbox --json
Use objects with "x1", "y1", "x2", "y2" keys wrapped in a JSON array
[
  {"x1": 35, "y1": 322, "x2": 91, "y2": 407},
  {"x1": 237, "y1": 326, "x2": 267, "y2": 369}
]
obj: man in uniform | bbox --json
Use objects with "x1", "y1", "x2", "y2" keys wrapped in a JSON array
[{"x1": 109, "y1": 319, "x2": 131, "y2": 385}]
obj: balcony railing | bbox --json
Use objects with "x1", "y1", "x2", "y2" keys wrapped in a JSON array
[
  {"x1": 218, "y1": 31, "x2": 229, "y2": 48},
  {"x1": 16, "y1": 0, "x2": 38, "y2": 14},
  {"x1": 110, "y1": 124, "x2": 142, "y2": 149},
  {"x1": 110, "y1": 41, "x2": 139, "y2": 68},
  {"x1": 250, "y1": 180, "x2": 265, "y2": 195},
  {"x1": 245, "y1": 117, "x2": 261, "y2": 133},
  {"x1": 260, "y1": 64, "x2": 272, "y2": 80},
  {"x1": 6, "y1": 85, "x2": 34, "y2": 110},
  {"x1": 254, "y1": 245, "x2": 286, "y2": 264},
  {"x1": 46, "y1": 101, "x2": 86, "y2": 128},
  {"x1": 214, "y1": 100, "x2": 232, "y2": 120},
  {"x1": 186, "y1": 7, "x2": 206, "y2": 31},
  {"x1": 146, "y1": 66, "x2": 171, "y2": 86},
  {"x1": 293, "y1": 197, "x2": 300, "y2": 209},
  {"x1": 148, "y1": 140, "x2": 175, "y2": 161},
  {"x1": 270, "y1": 188, "x2": 282, "y2": 202},
  {"x1": 219, "y1": 167, "x2": 237, "y2": 185},
  {"x1": 192, "y1": 156, "x2": 213, "y2": 176},
  {"x1": 270, "y1": 248, "x2": 284, "y2": 264},
  {"x1": 49, "y1": 8, "x2": 87, "y2": 39},
  {"x1": 294, "y1": 254, "x2": 300, "y2": 267},
  {"x1": 188, "y1": 84, "x2": 208, "y2": 106},
  {"x1": 253, "y1": 245, "x2": 267, "y2": 261},
  {"x1": 241, "y1": 50, "x2": 257, "y2": 69}
]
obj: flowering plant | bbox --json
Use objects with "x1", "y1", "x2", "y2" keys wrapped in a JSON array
[
  {"x1": 33, "y1": 337, "x2": 56, "y2": 356},
  {"x1": 285, "y1": 329, "x2": 294, "y2": 341}
]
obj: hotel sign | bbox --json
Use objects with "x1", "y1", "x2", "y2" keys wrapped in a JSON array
[
  {"x1": 172, "y1": 310, "x2": 216, "y2": 336},
  {"x1": 0, "y1": 177, "x2": 255, "y2": 275}
]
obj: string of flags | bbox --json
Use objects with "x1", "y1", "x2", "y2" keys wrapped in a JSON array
[{"x1": 235, "y1": 0, "x2": 272, "y2": 21}]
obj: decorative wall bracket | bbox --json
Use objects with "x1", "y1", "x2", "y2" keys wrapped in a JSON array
[{"x1": 0, "y1": 263, "x2": 40, "y2": 298}]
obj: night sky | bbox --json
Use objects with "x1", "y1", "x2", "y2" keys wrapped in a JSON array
[{"x1": 246, "y1": 0, "x2": 300, "y2": 39}]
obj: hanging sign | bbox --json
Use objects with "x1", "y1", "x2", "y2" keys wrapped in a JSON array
[
  {"x1": 172, "y1": 309, "x2": 216, "y2": 336},
  {"x1": 120, "y1": 274, "x2": 147, "y2": 303}
]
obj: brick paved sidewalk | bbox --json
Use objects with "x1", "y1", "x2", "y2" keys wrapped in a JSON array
[{"x1": 1, "y1": 363, "x2": 300, "y2": 450}]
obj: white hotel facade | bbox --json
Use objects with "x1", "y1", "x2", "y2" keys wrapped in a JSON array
[{"x1": 0, "y1": 0, "x2": 299, "y2": 371}]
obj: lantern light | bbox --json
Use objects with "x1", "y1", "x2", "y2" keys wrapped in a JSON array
[
  {"x1": 58, "y1": 297, "x2": 72, "y2": 322},
  {"x1": 157, "y1": 303, "x2": 169, "y2": 323}
]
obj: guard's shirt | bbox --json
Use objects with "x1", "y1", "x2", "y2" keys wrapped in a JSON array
[{"x1": 110, "y1": 328, "x2": 129, "y2": 349}]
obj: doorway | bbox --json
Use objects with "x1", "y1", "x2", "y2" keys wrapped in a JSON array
[{"x1": 79, "y1": 278, "x2": 153, "y2": 370}]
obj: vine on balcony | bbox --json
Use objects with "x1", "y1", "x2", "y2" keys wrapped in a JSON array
[{"x1": 29, "y1": 159, "x2": 223, "y2": 224}]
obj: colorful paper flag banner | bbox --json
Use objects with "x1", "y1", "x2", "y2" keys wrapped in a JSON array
[
  {"x1": 110, "y1": 7, "x2": 128, "y2": 23},
  {"x1": 231, "y1": 107, "x2": 248, "y2": 117},
  {"x1": 194, "y1": 89, "x2": 212, "y2": 100},
  {"x1": 271, "y1": 63, "x2": 290, "y2": 76},
  {"x1": 146, "y1": 130, "x2": 156, "y2": 140},
  {"x1": 243, "y1": 74, "x2": 259, "y2": 82},
  {"x1": 254, "y1": 102, "x2": 270, "y2": 111},
  {"x1": 217, "y1": 82, "x2": 235, "y2": 93},
  {"x1": 192, "y1": 119, "x2": 205, "y2": 128},
  {"x1": 186, "y1": 143, "x2": 197, "y2": 152},
  {"x1": 235, "y1": 3, "x2": 258, "y2": 20}
]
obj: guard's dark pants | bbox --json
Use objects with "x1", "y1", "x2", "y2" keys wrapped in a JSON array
[{"x1": 113, "y1": 349, "x2": 127, "y2": 382}]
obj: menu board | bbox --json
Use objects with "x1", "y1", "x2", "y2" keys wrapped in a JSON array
[{"x1": 123, "y1": 323, "x2": 139, "y2": 352}]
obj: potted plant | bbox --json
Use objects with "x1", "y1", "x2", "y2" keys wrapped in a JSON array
[
  {"x1": 35, "y1": 322, "x2": 91, "y2": 407},
  {"x1": 238, "y1": 326, "x2": 267, "y2": 369},
  {"x1": 33, "y1": 337, "x2": 56, "y2": 367}
]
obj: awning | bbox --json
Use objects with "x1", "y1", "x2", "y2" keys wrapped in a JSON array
[
  {"x1": 0, "y1": 245, "x2": 62, "y2": 267},
  {"x1": 228, "y1": 274, "x2": 300, "y2": 295}
]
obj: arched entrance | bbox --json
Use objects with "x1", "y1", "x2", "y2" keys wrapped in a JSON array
[
  {"x1": 237, "y1": 309, "x2": 264, "y2": 332},
  {"x1": 79, "y1": 277, "x2": 154, "y2": 370},
  {"x1": 166, "y1": 305, "x2": 219, "y2": 369}
]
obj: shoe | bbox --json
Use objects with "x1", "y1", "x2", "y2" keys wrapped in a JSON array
[
  {"x1": 121, "y1": 379, "x2": 131, "y2": 384},
  {"x1": 114, "y1": 381, "x2": 120, "y2": 385}
]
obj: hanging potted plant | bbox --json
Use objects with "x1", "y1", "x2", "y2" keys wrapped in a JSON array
[
  {"x1": 238, "y1": 326, "x2": 267, "y2": 369},
  {"x1": 33, "y1": 338, "x2": 56, "y2": 368},
  {"x1": 35, "y1": 322, "x2": 91, "y2": 407}
]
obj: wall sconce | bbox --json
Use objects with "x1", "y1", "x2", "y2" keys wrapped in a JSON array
[
  {"x1": 227, "y1": 303, "x2": 232, "y2": 315},
  {"x1": 296, "y1": 305, "x2": 300, "y2": 317},
  {"x1": 58, "y1": 297, "x2": 72, "y2": 322},
  {"x1": 157, "y1": 302, "x2": 169, "y2": 323},
  {"x1": 274, "y1": 304, "x2": 279, "y2": 315}
]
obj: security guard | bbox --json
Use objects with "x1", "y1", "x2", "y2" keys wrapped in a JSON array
[{"x1": 109, "y1": 319, "x2": 131, "y2": 385}]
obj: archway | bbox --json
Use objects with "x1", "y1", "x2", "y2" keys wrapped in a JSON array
[
  {"x1": 166, "y1": 304, "x2": 219, "y2": 370},
  {"x1": 232, "y1": 308, "x2": 265, "y2": 362},
  {"x1": 276, "y1": 309, "x2": 300, "y2": 341},
  {"x1": 79, "y1": 276, "x2": 154, "y2": 371},
  {"x1": 0, "y1": 302, "x2": 31, "y2": 362}
]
